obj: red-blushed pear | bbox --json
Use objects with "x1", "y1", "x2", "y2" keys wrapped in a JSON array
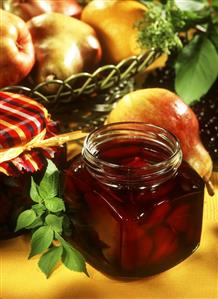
[
  {"x1": 106, "y1": 88, "x2": 213, "y2": 182},
  {"x1": 0, "y1": 9, "x2": 35, "y2": 88},
  {"x1": 27, "y1": 12, "x2": 102, "y2": 93},
  {"x1": 3, "y1": 0, "x2": 82, "y2": 21}
]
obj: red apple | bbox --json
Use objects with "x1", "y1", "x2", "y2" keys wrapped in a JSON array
[
  {"x1": 3, "y1": 0, "x2": 82, "y2": 21},
  {"x1": 106, "y1": 88, "x2": 213, "y2": 181},
  {"x1": 0, "y1": 9, "x2": 35, "y2": 88}
]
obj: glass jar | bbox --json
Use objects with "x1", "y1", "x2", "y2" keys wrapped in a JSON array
[{"x1": 63, "y1": 122, "x2": 205, "y2": 278}]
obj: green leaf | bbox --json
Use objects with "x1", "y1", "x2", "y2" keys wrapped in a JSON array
[
  {"x1": 172, "y1": 0, "x2": 210, "y2": 24},
  {"x1": 45, "y1": 159, "x2": 59, "y2": 176},
  {"x1": 26, "y1": 217, "x2": 44, "y2": 230},
  {"x1": 38, "y1": 160, "x2": 59, "y2": 199},
  {"x1": 45, "y1": 215, "x2": 63, "y2": 233},
  {"x1": 44, "y1": 197, "x2": 65, "y2": 213},
  {"x1": 175, "y1": 36, "x2": 218, "y2": 103},
  {"x1": 30, "y1": 177, "x2": 42, "y2": 203},
  {"x1": 209, "y1": 24, "x2": 218, "y2": 51},
  {"x1": 32, "y1": 204, "x2": 46, "y2": 217},
  {"x1": 38, "y1": 245, "x2": 63, "y2": 278},
  {"x1": 62, "y1": 244, "x2": 87, "y2": 274},
  {"x1": 29, "y1": 226, "x2": 54, "y2": 258},
  {"x1": 55, "y1": 233, "x2": 88, "y2": 275},
  {"x1": 174, "y1": 0, "x2": 207, "y2": 11},
  {"x1": 212, "y1": 0, "x2": 218, "y2": 8},
  {"x1": 15, "y1": 209, "x2": 37, "y2": 232}
]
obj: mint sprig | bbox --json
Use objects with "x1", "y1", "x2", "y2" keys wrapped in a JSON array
[{"x1": 15, "y1": 159, "x2": 88, "y2": 278}]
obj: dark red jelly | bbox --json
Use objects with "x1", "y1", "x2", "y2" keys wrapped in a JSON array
[{"x1": 63, "y1": 123, "x2": 205, "y2": 278}]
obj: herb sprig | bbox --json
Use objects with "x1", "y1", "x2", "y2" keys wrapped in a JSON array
[
  {"x1": 137, "y1": 0, "x2": 218, "y2": 103},
  {"x1": 15, "y1": 159, "x2": 88, "y2": 278}
]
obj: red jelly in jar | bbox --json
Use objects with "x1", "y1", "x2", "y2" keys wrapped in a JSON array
[
  {"x1": 64, "y1": 122, "x2": 205, "y2": 278},
  {"x1": 0, "y1": 92, "x2": 66, "y2": 239}
]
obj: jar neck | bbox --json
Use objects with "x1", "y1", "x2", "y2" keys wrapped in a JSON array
[{"x1": 82, "y1": 122, "x2": 182, "y2": 187}]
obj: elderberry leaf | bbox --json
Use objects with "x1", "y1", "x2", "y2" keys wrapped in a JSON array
[
  {"x1": 29, "y1": 226, "x2": 53, "y2": 258},
  {"x1": 62, "y1": 244, "x2": 87, "y2": 275},
  {"x1": 26, "y1": 217, "x2": 43, "y2": 230},
  {"x1": 38, "y1": 160, "x2": 59, "y2": 199},
  {"x1": 209, "y1": 24, "x2": 218, "y2": 51},
  {"x1": 38, "y1": 245, "x2": 63, "y2": 278},
  {"x1": 30, "y1": 177, "x2": 42, "y2": 203},
  {"x1": 32, "y1": 204, "x2": 46, "y2": 217},
  {"x1": 15, "y1": 209, "x2": 37, "y2": 232},
  {"x1": 175, "y1": 35, "x2": 218, "y2": 103},
  {"x1": 44, "y1": 197, "x2": 65, "y2": 213},
  {"x1": 45, "y1": 215, "x2": 63, "y2": 233}
]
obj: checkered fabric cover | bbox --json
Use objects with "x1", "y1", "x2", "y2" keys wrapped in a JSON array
[{"x1": 0, "y1": 91, "x2": 59, "y2": 176}]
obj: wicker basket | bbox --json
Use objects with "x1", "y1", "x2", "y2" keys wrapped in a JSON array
[{"x1": 0, "y1": 50, "x2": 160, "y2": 131}]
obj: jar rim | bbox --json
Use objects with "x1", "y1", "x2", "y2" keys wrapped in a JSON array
[{"x1": 83, "y1": 122, "x2": 182, "y2": 173}]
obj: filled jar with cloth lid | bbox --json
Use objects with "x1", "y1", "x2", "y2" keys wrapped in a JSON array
[{"x1": 0, "y1": 91, "x2": 66, "y2": 239}]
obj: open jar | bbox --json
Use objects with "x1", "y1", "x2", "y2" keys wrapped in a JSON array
[
  {"x1": 63, "y1": 122, "x2": 205, "y2": 278},
  {"x1": 0, "y1": 91, "x2": 66, "y2": 239}
]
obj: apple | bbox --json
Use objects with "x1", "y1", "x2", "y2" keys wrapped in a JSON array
[
  {"x1": 0, "y1": 9, "x2": 35, "y2": 88},
  {"x1": 106, "y1": 88, "x2": 213, "y2": 181},
  {"x1": 3, "y1": 0, "x2": 82, "y2": 21}
]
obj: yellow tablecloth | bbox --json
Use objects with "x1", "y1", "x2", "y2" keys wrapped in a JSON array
[{"x1": 1, "y1": 173, "x2": 218, "y2": 299}]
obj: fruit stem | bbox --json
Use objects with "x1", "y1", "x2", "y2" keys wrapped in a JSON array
[{"x1": 204, "y1": 178, "x2": 215, "y2": 196}]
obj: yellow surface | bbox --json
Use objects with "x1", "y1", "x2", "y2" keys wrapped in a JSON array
[{"x1": 1, "y1": 173, "x2": 218, "y2": 299}]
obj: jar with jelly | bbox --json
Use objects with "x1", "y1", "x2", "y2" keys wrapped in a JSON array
[
  {"x1": 63, "y1": 122, "x2": 205, "y2": 278},
  {"x1": 0, "y1": 91, "x2": 66, "y2": 239}
]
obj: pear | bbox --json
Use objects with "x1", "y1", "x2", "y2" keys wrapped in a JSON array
[
  {"x1": 81, "y1": 0, "x2": 167, "y2": 69},
  {"x1": 106, "y1": 88, "x2": 213, "y2": 182},
  {"x1": 3, "y1": 0, "x2": 82, "y2": 21},
  {"x1": 27, "y1": 13, "x2": 102, "y2": 93}
]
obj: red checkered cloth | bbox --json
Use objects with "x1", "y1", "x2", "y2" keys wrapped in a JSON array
[{"x1": 0, "y1": 91, "x2": 61, "y2": 176}]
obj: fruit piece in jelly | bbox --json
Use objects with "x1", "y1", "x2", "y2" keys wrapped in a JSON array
[
  {"x1": 145, "y1": 200, "x2": 171, "y2": 229},
  {"x1": 121, "y1": 221, "x2": 153, "y2": 271},
  {"x1": 98, "y1": 144, "x2": 141, "y2": 163},
  {"x1": 166, "y1": 203, "x2": 191, "y2": 233},
  {"x1": 149, "y1": 226, "x2": 178, "y2": 264},
  {"x1": 83, "y1": 190, "x2": 124, "y2": 264},
  {"x1": 122, "y1": 156, "x2": 150, "y2": 167}
]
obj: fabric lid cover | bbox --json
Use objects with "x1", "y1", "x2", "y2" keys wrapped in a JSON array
[{"x1": 0, "y1": 91, "x2": 61, "y2": 176}]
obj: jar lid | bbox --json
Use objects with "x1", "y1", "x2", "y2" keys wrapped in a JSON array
[
  {"x1": 0, "y1": 91, "x2": 58, "y2": 176},
  {"x1": 0, "y1": 91, "x2": 48, "y2": 149}
]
